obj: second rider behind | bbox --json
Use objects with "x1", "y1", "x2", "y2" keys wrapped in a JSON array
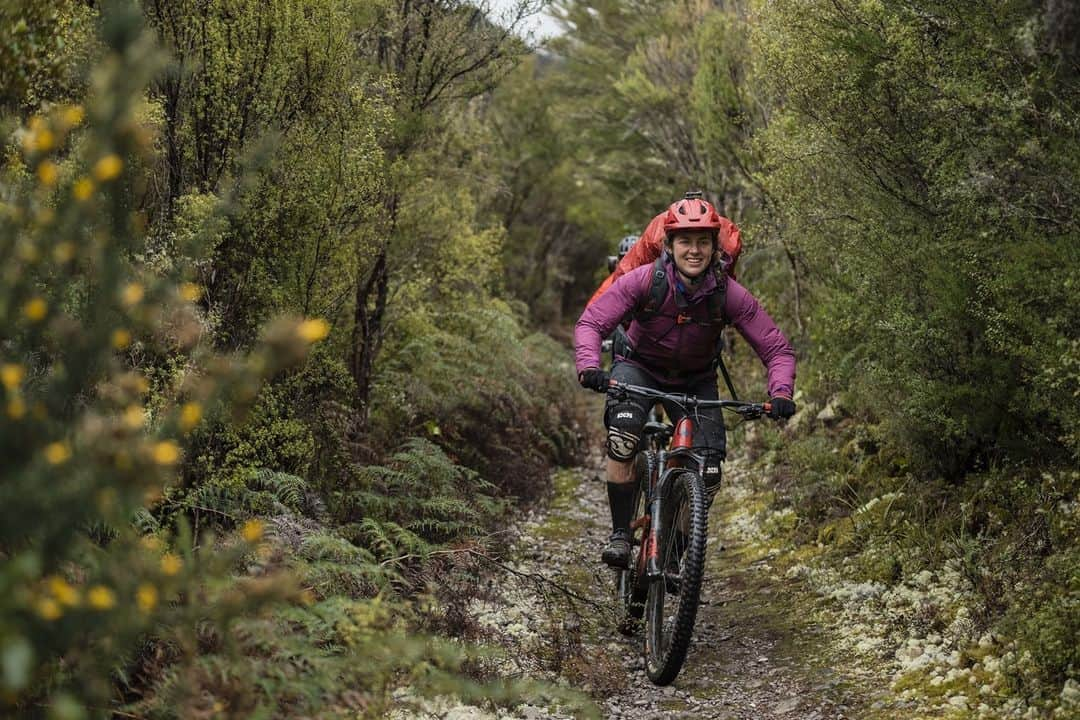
[{"x1": 575, "y1": 195, "x2": 797, "y2": 568}]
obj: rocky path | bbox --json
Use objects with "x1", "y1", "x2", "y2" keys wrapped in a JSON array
[
  {"x1": 416, "y1": 448, "x2": 887, "y2": 719},
  {"x1": 547, "y1": 454, "x2": 869, "y2": 720}
]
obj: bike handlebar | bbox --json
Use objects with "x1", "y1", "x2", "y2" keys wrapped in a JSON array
[{"x1": 606, "y1": 379, "x2": 771, "y2": 417}]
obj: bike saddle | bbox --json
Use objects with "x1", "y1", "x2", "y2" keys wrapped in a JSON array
[{"x1": 643, "y1": 421, "x2": 673, "y2": 441}]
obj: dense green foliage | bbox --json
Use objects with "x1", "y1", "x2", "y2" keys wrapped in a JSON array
[
  {"x1": 510, "y1": 0, "x2": 1079, "y2": 712},
  {"x1": 754, "y1": 0, "x2": 1080, "y2": 475},
  {"x1": 5, "y1": 0, "x2": 1078, "y2": 714}
]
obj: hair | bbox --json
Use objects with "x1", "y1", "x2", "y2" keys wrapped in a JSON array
[{"x1": 664, "y1": 229, "x2": 719, "y2": 249}]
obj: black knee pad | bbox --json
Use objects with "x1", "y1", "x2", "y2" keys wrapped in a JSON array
[{"x1": 605, "y1": 403, "x2": 645, "y2": 461}]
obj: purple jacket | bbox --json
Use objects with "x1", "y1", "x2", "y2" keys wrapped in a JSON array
[{"x1": 575, "y1": 258, "x2": 796, "y2": 398}]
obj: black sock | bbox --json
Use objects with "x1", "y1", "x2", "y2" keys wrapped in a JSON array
[{"x1": 607, "y1": 481, "x2": 637, "y2": 534}]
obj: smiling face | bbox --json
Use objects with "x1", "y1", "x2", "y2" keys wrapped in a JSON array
[{"x1": 668, "y1": 231, "x2": 716, "y2": 281}]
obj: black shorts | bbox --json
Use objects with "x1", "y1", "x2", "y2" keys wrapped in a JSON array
[{"x1": 603, "y1": 361, "x2": 727, "y2": 461}]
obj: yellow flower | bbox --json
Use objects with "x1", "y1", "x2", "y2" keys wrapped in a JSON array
[
  {"x1": 179, "y1": 282, "x2": 203, "y2": 302},
  {"x1": 123, "y1": 405, "x2": 145, "y2": 429},
  {"x1": 22, "y1": 298, "x2": 47, "y2": 322},
  {"x1": 47, "y1": 576, "x2": 80, "y2": 607},
  {"x1": 179, "y1": 402, "x2": 202, "y2": 431},
  {"x1": 112, "y1": 328, "x2": 132, "y2": 350},
  {"x1": 160, "y1": 553, "x2": 182, "y2": 576},
  {"x1": 297, "y1": 318, "x2": 330, "y2": 343},
  {"x1": 140, "y1": 535, "x2": 164, "y2": 553},
  {"x1": 299, "y1": 589, "x2": 317, "y2": 606},
  {"x1": 53, "y1": 241, "x2": 76, "y2": 263},
  {"x1": 135, "y1": 584, "x2": 158, "y2": 613},
  {"x1": 121, "y1": 282, "x2": 144, "y2": 307},
  {"x1": 151, "y1": 441, "x2": 180, "y2": 465},
  {"x1": 93, "y1": 154, "x2": 123, "y2": 182},
  {"x1": 37, "y1": 161, "x2": 58, "y2": 187},
  {"x1": 86, "y1": 585, "x2": 116, "y2": 610},
  {"x1": 135, "y1": 375, "x2": 150, "y2": 393},
  {"x1": 35, "y1": 129, "x2": 55, "y2": 153},
  {"x1": 62, "y1": 105, "x2": 85, "y2": 128},
  {"x1": 44, "y1": 442, "x2": 72, "y2": 465},
  {"x1": 241, "y1": 519, "x2": 265, "y2": 543},
  {"x1": 7, "y1": 397, "x2": 27, "y2": 420},
  {"x1": 72, "y1": 177, "x2": 94, "y2": 202},
  {"x1": 1, "y1": 364, "x2": 25, "y2": 390},
  {"x1": 35, "y1": 597, "x2": 63, "y2": 621},
  {"x1": 16, "y1": 242, "x2": 40, "y2": 262},
  {"x1": 28, "y1": 116, "x2": 45, "y2": 132}
]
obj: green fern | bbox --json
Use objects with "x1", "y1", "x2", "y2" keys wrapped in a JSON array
[
  {"x1": 248, "y1": 468, "x2": 309, "y2": 513},
  {"x1": 330, "y1": 438, "x2": 496, "y2": 556}
]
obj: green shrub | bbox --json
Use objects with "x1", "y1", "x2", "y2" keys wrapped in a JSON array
[
  {"x1": 0, "y1": 6, "x2": 329, "y2": 714},
  {"x1": 1001, "y1": 548, "x2": 1080, "y2": 695},
  {"x1": 372, "y1": 303, "x2": 583, "y2": 505}
]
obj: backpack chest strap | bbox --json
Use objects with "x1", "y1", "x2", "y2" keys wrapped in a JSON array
[{"x1": 637, "y1": 256, "x2": 728, "y2": 327}]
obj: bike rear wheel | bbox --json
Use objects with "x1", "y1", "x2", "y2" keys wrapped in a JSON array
[{"x1": 644, "y1": 468, "x2": 707, "y2": 685}]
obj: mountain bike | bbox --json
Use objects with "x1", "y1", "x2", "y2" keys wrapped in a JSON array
[{"x1": 608, "y1": 379, "x2": 771, "y2": 685}]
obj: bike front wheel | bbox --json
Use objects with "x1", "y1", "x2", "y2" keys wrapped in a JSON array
[{"x1": 644, "y1": 468, "x2": 708, "y2": 685}]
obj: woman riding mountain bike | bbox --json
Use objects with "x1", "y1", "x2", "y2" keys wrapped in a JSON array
[{"x1": 574, "y1": 194, "x2": 797, "y2": 569}]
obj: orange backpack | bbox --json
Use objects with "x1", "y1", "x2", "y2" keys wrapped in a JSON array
[{"x1": 588, "y1": 210, "x2": 741, "y2": 307}]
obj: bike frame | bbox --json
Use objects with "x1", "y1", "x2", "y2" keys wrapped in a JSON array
[
  {"x1": 640, "y1": 417, "x2": 700, "y2": 582},
  {"x1": 610, "y1": 381, "x2": 769, "y2": 587}
]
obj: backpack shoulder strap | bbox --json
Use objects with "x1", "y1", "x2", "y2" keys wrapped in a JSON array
[
  {"x1": 636, "y1": 256, "x2": 669, "y2": 320},
  {"x1": 706, "y1": 267, "x2": 729, "y2": 327}
]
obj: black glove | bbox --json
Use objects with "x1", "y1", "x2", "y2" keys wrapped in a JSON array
[
  {"x1": 767, "y1": 396, "x2": 796, "y2": 420},
  {"x1": 578, "y1": 368, "x2": 610, "y2": 393}
]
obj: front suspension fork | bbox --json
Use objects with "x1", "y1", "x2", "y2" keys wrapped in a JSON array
[{"x1": 646, "y1": 493, "x2": 663, "y2": 579}]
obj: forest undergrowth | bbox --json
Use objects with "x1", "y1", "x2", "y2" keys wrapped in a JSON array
[{"x1": 3, "y1": 0, "x2": 1078, "y2": 718}]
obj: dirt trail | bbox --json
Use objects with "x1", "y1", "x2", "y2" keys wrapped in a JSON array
[
  {"x1": 535, "y1": 452, "x2": 873, "y2": 720},
  {"x1": 423, "y1": 446, "x2": 896, "y2": 720}
]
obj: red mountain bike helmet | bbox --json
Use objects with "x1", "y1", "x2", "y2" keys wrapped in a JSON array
[{"x1": 662, "y1": 192, "x2": 724, "y2": 237}]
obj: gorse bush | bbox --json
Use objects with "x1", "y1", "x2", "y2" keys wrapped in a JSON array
[{"x1": 0, "y1": 5, "x2": 331, "y2": 714}]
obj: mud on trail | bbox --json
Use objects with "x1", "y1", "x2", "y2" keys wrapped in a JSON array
[{"x1": 410, "y1": 444, "x2": 917, "y2": 720}]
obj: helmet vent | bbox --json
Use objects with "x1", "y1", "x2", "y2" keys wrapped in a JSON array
[{"x1": 678, "y1": 205, "x2": 687, "y2": 215}]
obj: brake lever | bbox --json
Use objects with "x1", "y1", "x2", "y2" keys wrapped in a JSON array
[
  {"x1": 606, "y1": 380, "x2": 629, "y2": 402},
  {"x1": 736, "y1": 406, "x2": 763, "y2": 420}
]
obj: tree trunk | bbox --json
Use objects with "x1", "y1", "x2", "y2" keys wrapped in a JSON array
[{"x1": 347, "y1": 193, "x2": 397, "y2": 450}]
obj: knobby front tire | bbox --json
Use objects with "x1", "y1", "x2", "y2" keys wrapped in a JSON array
[{"x1": 644, "y1": 468, "x2": 708, "y2": 685}]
